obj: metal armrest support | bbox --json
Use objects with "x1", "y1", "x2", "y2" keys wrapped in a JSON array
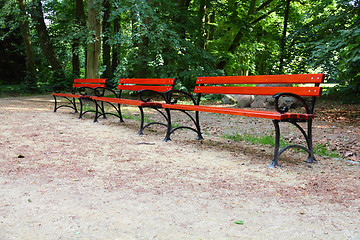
[
  {"x1": 273, "y1": 92, "x2": 310, "y2": 114},
  {"x1": 165, "y1": 89, "x2": 198, "y2": 105},
  {"x1": 93, "y1": 87, "x2": 119, "y2": 98},
  {"x1": 138, "y1": 89, "x2": 167, "y2": 103}
]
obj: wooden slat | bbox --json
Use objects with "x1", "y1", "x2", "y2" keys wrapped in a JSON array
[
  {"x1": 52, "y1": 93, "x2": 91, "y2": 98},
  {"x1": 73, "y1": 83, "x2": 106, "y2": 88},
  {"x1": 91, "y1": 97, "x2": 148, "y2": 106},
  {"x1": 72, "y1": 79, "x2": 107, "y2": 88},
  {"x1": 117, "y1": 85, "x2": 173, "y2": 92},
  {"x1": 194, "y1": 86, "x2": 322, "y2": 97},
  {"x1": 119, "y1": 78, "x2": 176, "y2": 85},
  {"x1": 162, "y1": 104, "x2": 315, "y2": 120},
  {"x1": 74, "y1": 78, "x2": 107, "y2": 83},
  {"x1": 196, "y1": 74, "x2": 324, "y2": 84}
]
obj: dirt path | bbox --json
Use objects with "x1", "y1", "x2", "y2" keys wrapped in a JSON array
[{"x1": 0, "y1": 95, "x2": 359, "y2": 239}]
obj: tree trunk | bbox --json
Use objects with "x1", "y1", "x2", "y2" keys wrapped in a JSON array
[
  {"x1": 133, "y1": 1, "x2": 150, "y2": 78},
  {"x1": 102, "y1": 0, "x2": 111, "y2": 79},
  {"x1": 86, "y1": 0, "x2": 101, "y2": 79},
  {"x1": 72, "y1": 0, "x2": 86, "y2": 78},
  {"x1": 111, "y1": 16, "x2": 120, "y2": 75},
  {"x1": 198, "y1": 0, "x2": 206, "y2": 49},
  {"x1": 279, "y1": 0, "x2": 291, "y2": 73},
  {"x1": 16, "y1": 0, "x2": 36, "y2": 88},
  {"x1": 30, "y1": 0, "x2": 65, "y2": 82}
]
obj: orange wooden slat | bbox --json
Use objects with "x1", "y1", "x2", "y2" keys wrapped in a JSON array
[
  {"x1": 196, "y1": 74, "x2": 324, "y2": 84},
  {"x1": 194, "y1": 86, "x2": 322, "y2": 97},
  {"x1": 119, "y1": 78, "x2": 176, "y2": 85},
  {"x1": 161, "y1": 104, "x2": 315, "y2": 120},
  {"x1": 52, "y1": 93, "x2": 91, "y2": 98},
  {"x1": 73, "y1": 83, "x2": 106, "y2": 88},
  {"x1": 117, "y1": 85, "x2": 173, "y2": 92},
  {"x1": 74, "y1": 78, "x2": 107, "y2": 83},
  {"x1": 91, "y1": 97, "x2": 148, "y2": 106}
]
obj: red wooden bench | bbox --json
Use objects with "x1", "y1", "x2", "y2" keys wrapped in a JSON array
[
  {"x1": 52, "y1": 78, "x2": 107, "y2": 119},
  {"x1": 91, "y1": 78, "x2": 176, "y2": 137},
  {"x1": 161, "y1": 74, "x2": 325, "y2": 167}
]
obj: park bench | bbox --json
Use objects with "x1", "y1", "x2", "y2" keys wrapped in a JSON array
[
  {"x1": 91, "y1": 78, "x2": 176, "y2": 137},
  {"x1": 161, "y1": 74, "x2": 325, "y2": 167},
  {"x1": 52, "y1": 78, "x2": 107, "y2": 119}
]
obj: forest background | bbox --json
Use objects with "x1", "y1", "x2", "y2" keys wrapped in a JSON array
[{"x1": 0, "y1": 0, "x2": 359, "y2": 103}]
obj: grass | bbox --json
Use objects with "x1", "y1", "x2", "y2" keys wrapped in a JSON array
[
  {"x1": 222, "y1": 133, "x2": 288, "y2": 148},
  {"x1": 222, "y1": 133, "x2": 341, "y2": 158}
]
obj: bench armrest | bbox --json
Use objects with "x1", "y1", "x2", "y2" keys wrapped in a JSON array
[
  {"x1": 273, "y1": 92, "x2": 310, "y2": 114},
  {"x1": 52, "y1": 84, "x2": 70, "y2": 93},
  {"x1": 92, "y1": 87, "x2": 120, "y2": 98},
  {"x1": 165, "y1": 89, "x2": 198, "y2": 105},
  {"x1": 138, "y1": 89, "x2": 167, "y2": 103}
]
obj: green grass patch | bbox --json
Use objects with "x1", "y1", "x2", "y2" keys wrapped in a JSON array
[
  {"x1": 222, "y1": 133, "x2": 288, "y2": 148},
  {"x1": 222, "y1": 133, "x2": 341, "y2": 158},
  {"x1": 313, "y1": 144, "x2": 341, "y2": 158}
]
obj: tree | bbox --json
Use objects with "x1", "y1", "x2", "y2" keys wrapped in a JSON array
[
  {"x1": 73, "y1": 0, "x2": 86, "y2": 78},
  {"x1": 102, "y1": 0, "x2": 112, "y2": 79},
  {"x1": 215, "y1": 0, "x2": 282, "y2": 71},
  {"x1": 287, "y1": 0, "x2": 359, "y2": 102},
  {"x1": 16, "y1": 0, "x2": 36, "y2": 88},
  {"x1": 86, "y1": 0, "x2": 101, "y2": 79},
  {"x1": 30, "y1": 0, "x2": 65, "y2": 82}
]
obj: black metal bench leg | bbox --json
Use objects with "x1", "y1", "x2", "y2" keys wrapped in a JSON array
[
  {"x1": 94, "y1": 100, "x2": 99, "y2": 122},
  {"x1": 78, "y1": 98, "x2": 84, "y2": 119},
  {"x1": 117, "y1": 103, "x2": 124, "y2": 123},
  {"x1": 195, "y1": 111, "x2": 203, "y2": 140},
  {"x1": 269, "y1": 120, "x2": 281, "y2": 168},
  {"x1": 137, "y1": 106, "x2": 145, "y2": 135},
  {"x1": 53, "y1": 95, "x2": 58, "y2": 112},
  {"x1": 101, "y1": 101, "x2": 106, "y2": 119},
  {"x1": 73, "y1": 98, "x2": 78, "y2": 113},
  {"x1": 305, "y1": 120, "x2": 316, "y2": 163},
  {"x1": 164, "y1": 108, "x2": 172, "y2": 142}
]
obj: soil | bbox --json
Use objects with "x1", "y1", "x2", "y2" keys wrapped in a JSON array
[{"x1": 0, "y1": 95, "x2": 359, "y2": 239}]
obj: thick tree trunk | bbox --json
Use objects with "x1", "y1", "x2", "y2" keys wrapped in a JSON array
[
  {"x1": 16, "y1": 0, "x2": 36, "y2": 88},
  {"x1": 30, "y1": 0, "x2": 65, "y2": 82},
  {"x1": 86, "y1": 0, "x2": 101, "y2": 79},
  {"x1": 102, "y1": 0, "x2": 111, "y2": 79}
]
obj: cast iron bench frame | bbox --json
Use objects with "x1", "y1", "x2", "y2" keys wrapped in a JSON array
[
  {"x1": 52, "y1": 78, "x2": 107, "y2": 119},
  {"x1": 91, "y1": 78, "x2": 176, "y2": 137},
  {"x1": 161, "y1": 74, "x2": 325, "y2": 167}
]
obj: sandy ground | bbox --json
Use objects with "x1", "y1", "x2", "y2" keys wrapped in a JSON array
[{"x1": 0, "y1": 95, "x2": 359, "y2": 239}]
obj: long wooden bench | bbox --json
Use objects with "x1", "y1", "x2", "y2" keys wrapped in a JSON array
[
  {"x1": 91, "y1": 78, "x2": 176, "y2": 137},
  {"x1": 52, "y1": 78, "x2": 107, "y2": 119},
  {"x1": 161, "y1": 74, "x2": 325, "y2": 167}
]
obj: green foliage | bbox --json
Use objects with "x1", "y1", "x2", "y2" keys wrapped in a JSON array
[
  {"x1": 286, "y1": 0, "x2": 359, "y2": 102},
  {"x1": 0, "y1": 0, "x2": 358, "y2": 100}
]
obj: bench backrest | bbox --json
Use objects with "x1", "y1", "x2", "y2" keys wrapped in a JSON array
[
  {"x1": 72, "y1": 79, "x2": 107, "y2": 89},
  {"x1": 117, "y1": 78, "x2": 176, "y2": 92},
  {"x1": 195, "y1": 74, "x2": 325, "y2": 97}
]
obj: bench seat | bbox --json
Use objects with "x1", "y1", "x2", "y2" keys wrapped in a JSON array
[
  {"x1": 161, "y1": 103, "x2": 315, "y2": 120},
  {"x1": 91, "y1": 96, "x2": 157, "y2": 107},
  {"x1": 91, "y1": 78, "x2": 176, "y2": 137},
  {"x1": 161, "y1": 74, "x2": 325, "y2": 167},
  {"x1": 52, "y1": 78, "x2": 107, "y2": 118}
]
